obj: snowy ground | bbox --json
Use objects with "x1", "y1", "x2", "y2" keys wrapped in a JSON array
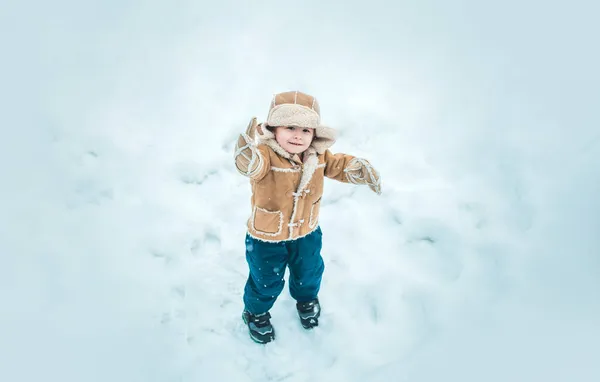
[{"x1": 1, "y1": 1, "x2": 599, "y2": 381}]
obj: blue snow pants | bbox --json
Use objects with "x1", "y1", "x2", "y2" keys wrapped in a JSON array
[{"x1": 243, "y1": 227, "x2": 325, "y2": 314}]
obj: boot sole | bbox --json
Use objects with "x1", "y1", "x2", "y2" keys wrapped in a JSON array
[
  {"x1": 298, "y1": 311, "x2": 320, "y2": 329},
  {"x1": 300, "y1": 320, "x2": 318, "y2": 329}
]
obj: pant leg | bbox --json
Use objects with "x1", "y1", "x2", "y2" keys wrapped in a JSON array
[
  {"x1": 243, "y1": 234, "x2": 289, "y2": 314},
  {"x1": 287, "y1": 227, "x2": 325, "y2": 303}
]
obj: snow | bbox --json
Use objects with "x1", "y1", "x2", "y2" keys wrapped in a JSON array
[{"x1": 1, "y1": 1, "x2": 599, "y2": 381}]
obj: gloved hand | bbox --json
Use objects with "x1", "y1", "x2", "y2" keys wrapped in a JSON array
[
  {"x1": 344, "y1": 158, "x2": 382, "y2": 195},
  {"x1": 234, "y1": 117, "x2": 265, "y2": 177}
]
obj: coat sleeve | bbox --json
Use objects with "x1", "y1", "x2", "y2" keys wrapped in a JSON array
[
  {"x1": 323, "y1": 150, "x2": 355, "y2": 182},
  {"x1": 324, "y1": 150, "x2": 382, "y2": 194}
]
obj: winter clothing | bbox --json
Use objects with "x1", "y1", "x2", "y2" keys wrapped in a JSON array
[
  {"x1": 242, "y1": 310, "x2": 275, "y2": 344},
  {"x1": 297, "y1": 298, "x2": 321, "y2": 329},
  {"x1": 243, "y1": 227, "x2": 324, "y2": 315},
  {"x1": 265, "y1": 90, "x2": 337, "y2": 154},
  {"x1": 234, "y1": 98, "x2": 382, "y2": 243},
  {"x1": 234, "y1": 90, "x2": 382, "y2": 341}
]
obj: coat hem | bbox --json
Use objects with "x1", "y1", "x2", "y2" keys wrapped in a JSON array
[{"x1": 247, "y1": 225, "x2": 319, "y2": 243}]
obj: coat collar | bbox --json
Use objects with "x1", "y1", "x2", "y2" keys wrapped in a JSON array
[
  {"x1": 297, "y1": 148, "x2": 318, "y2": 194},
  {"x1": 256, "y1": 124, "x2": 319, "y2": 192},
  {"x1": 262, "y1": 138, "x2": 318, "y2": 193}
]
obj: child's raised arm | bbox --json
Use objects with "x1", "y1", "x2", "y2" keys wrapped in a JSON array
[
  {"x1": 324, "y1": 150, "x2": 382, "y2": 195},
  {"x1": 234, "y1": 117, "x2": 271, "y2": 181}
]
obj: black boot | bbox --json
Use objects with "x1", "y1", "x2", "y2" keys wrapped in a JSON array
[
  {"x1": 242, "y1": 310, "x2": 275, "y2": 344},
  {"x1": 296, "y1": 298, "x2": 321, "y2": 329}
]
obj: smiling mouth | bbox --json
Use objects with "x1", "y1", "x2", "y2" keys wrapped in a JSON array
[{"x1": 289, "y1": 142, "x2": 303, "y2": 146}]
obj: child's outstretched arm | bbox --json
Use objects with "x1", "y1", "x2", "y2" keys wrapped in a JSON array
[
  {"x1": 324, "y1": 150, "x2": 382, "y2": 195},
  {"x1": 234, "y1": 117, "x2": 271, "y2": 181}
]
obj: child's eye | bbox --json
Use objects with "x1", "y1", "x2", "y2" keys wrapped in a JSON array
[
  {"x1": 303, "y1": 129, "x2": 311, "y2": 133},
  {"x1": 286, "y1": 126, "x2": 295, "y2": 130}
]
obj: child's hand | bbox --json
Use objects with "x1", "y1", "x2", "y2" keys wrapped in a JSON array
[
  {"x1": 234, "y1": 117, "x2": 265, "y2": 177},
  {"x1": 242, "y1": 117, "x2": 258, "y2": 143},
  {"x1": 243, "y1": 117, "x2": 255, "y2": 141},
  {"x1": 243, "y1": 117, "x2": 266, "y2": 142},
  {"x1": 345, "y1": 158, "x2": 382, "y2": 195}
]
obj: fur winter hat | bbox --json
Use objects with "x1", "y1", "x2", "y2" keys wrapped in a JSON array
[{"x1": 260, "y1": 90, "x2": 337, "y2": 154}]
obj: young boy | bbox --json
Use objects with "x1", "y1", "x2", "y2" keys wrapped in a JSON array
[{"x1": 234, "y1": 90, "x2": 381, "y2": 343}]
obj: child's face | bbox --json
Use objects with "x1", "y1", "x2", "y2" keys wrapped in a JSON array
[{"x1": 274, "y1": 126, "x2": 315, "y2": 154}]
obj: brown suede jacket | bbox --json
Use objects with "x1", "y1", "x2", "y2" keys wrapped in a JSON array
[{"x1": 234, "y1": 118, "x2": 381, "y2": 242}]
